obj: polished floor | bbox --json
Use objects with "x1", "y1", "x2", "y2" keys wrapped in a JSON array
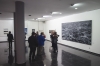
[{"x1": 0, "y1": 41, "x2": 100, "y2": 66}]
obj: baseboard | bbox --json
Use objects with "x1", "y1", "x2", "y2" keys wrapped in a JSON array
[
  {"x1": 46, "y1": 39, "x2": 100, "y2": 57},
  {"x1": 0, "y1": 41, "x2": 8, "y2": 43},
  {"x1": 0, "y1": 40, "x2": 28, "y2": 43}
]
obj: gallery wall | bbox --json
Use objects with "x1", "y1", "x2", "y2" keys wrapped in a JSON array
[
  {"x1": 44, "y1": 9, "x2": 100, "y2": 54},
  {"x1": 0, "y1": 20, "x2": 44, "y2": 41}
]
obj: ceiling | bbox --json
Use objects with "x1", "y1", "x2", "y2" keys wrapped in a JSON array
[{"x1": 0, "y1": 0, "x2": 100, "y2": 21}]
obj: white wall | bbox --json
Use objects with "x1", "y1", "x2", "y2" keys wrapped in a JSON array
[
  {"x1": 0, "y1": 20, "x2": 44, "y2": 41},
  {"x1": 0, "y1": 20, "x2": 14, "y2": 41},
  {"x1": 44, "y1": 9, "x2": 100, "y2": 54},
  {"x1": 25, "y1": 21, "x2": 44, "y2": 40}
]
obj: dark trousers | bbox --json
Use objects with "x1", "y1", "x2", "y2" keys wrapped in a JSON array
[
  {"x1": 37, "y1": 46, "x2": 44, "y2": 55},
  {"x1": 8, "y1": 40, "x2": 12, "y2": 55},
  {"x1": 53, "y1": 43, "x2": 58, "y2": 52},
  {"x1": 29, "y1": 47, "x2": 36, "y2": 61}
]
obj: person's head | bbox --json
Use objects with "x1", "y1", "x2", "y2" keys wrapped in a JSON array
[
  {"x1": 9, "y1": 31, "x2": 11, "y2": 34},
  {"x1": 31, "y1": 32, "x2": 35, "y2": 36},
  {"x1": 36, "y1": 31, "x2": 39, "y2": 35},
  {"x1": 54, "y1": 32, "x2": 57, "y2": 35},
  {"x1": 41, "y1": 32, "x2": 44, "y2": 35},
  {"x1": 51, "y1": 31, "x2": 54, "y2": 35}
]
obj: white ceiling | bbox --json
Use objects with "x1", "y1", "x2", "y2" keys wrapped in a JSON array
[{"x1": 0, "y1": 0, "x2": 100, "y2": 21}]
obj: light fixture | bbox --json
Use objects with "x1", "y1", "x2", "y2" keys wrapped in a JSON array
[
  {"x1": 0, "y1": 13, "x2": 2, "y2": 14},
  {"x1": 73, "y1": 4, "x2": 81, "y2": 6},
  {"x1": 37, "y1": 18, "x2": 45, "y2": 20},
  {"x1": 75, "y1": 8, "x2": 78, "y2": 9},
  {"x1": 43, "y1": 15, "x2": 52, "y2": 18},
  {"x1": 52, "y1": 12, "x2": 62, "y2": 15},
  {"x1": 71, "y1": 3, "x2": 82, "y2": 7}
]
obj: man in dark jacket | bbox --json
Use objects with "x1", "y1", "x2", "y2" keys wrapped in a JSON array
[
  {"x1": 7, "y1": 31, "x2": 13, "y2": 49},
  {"x1": 28, "y1": 32, "x2": 38, "y2": 62}
]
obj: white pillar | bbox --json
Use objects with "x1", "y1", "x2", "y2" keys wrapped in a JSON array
[{"x1": 14, "y1": 1, "x2": 26, "y2": 66}]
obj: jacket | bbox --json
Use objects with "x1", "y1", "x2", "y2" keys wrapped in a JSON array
[
  {"x1": 7, "y1": 34, "x2": 13, "y2": 41},
  {"x1": 28, "y1": 36, "x2": 38, "y2": 48},
  {"x1": 38, "y1": 35, "x2": 45, "y2": 46}
]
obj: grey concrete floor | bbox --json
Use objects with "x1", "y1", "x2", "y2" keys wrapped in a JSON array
[{"x1": 0, "y1": 41, "x2": 100, "y2": 66}]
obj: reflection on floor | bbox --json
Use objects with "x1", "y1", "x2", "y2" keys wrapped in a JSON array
[
  {"x1": 0, "y1": 41, "x2": 100, "y2": 66},
  {"x1": 62, "y1": 50, "x2": 91, "y2": 66}
]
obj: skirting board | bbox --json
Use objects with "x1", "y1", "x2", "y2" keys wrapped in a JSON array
[
  {"x1": 0, "y1": 40, "x2": 28, "y2": 43},
  {"x1": 46, "y1": 39, "x2": 100, "y2": 57}
]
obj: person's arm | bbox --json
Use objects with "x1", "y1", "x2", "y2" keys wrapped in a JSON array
[
  {"x1": 7, "y1": 34, "x2": 8, "y2": 37},
  {"x1": 42, "y1": 36, "x2": 45, "y2": 41},
  {"x1": 35, "y1": 37, "x2": 38, "y2": 47},
  {"x1": 28, "y1": 37, "x2": 31, "y2": 47},
  {"x1": 28, "y1": 37, "x2": 30, "y2": 44},
  {"x1": 50, "y1": 35, "x2": 52, "y2": 41},
  {"x1": 12, "y1": 34, "x2": 14, "y2": 40}
]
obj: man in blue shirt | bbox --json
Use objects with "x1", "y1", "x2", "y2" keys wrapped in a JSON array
[{"x1": 37, "y1": 32, "x2": 45, "y2": 55}]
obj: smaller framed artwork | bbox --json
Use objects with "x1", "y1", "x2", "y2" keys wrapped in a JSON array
[
  {"x1": 4, "y1": 28, "x2": 8, "y2": 34},
  {"x1": 49, "y1": 30, "x2": 55, "y2": 33},
  {"x1": 24, "y1": 28, "x2": 27, "y2": 34},
  {"x1": 32, "y1": 29, "x2": 35, "y2": 32}
]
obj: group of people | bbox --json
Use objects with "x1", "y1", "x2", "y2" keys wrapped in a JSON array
[
  {"x1": 7, "y1": 31, "x2": 59, "y2": 63},
  {"x1": 28, "y1": 31, "x2": 45, "y2": 62},
  {"x1": 50, "y1": 32, "x2": 59, "y2": 53}
]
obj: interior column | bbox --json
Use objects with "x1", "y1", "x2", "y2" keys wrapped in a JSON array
[{"x1": 14, "y1": 1, "x2": 26, "y2": 66}]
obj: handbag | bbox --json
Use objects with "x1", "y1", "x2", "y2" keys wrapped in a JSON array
[{"x1": 49, "y1": 46, "x2": 53, "y2": 53}]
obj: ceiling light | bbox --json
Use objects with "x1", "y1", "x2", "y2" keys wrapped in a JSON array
[
  {"x1": 75, "y1": 8, "x2": 78, "y2": 9},
  {"x1": 37, "y1": 18, "x2": 45, "y2": 19},
  {"x1": 0, "y1": 13, "x2": 2, "y2": 14},
  {"x1": 71, "y1": 3, "x2": 82, "y2": 7},
  {"x1": 73, "y1": 4, "x2": 81, "y2": 6},
  {"x1": 52, "y1": 12, "x2": 62, "y2": 15},
  {"x1": 43, "y1": 15, "x2": 52, "y2": 18}
]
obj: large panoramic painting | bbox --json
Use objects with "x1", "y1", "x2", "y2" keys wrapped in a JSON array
[{"x1": 62, "y1": 20, "x2": 92, "y2": 45}]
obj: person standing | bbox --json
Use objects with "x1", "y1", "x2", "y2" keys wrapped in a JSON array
[
  {"x1": 28, "y1": 32, "x2": 38, "y2": 62},
  {"x1": 7, "y1": 31, "x2": 13, "y2": 50},
  {"x1": 50, "y1": 32, "x2": 54, "y2": 47},
  {"x1": 37, "y1": 32, "x2": 45, "y2": 55},
  {"x1": 52, "y1": 32, "x2": 59, "y2": 53},
  {"x1": 7, "y1": 31, "x2": 14, "y2": 65}
]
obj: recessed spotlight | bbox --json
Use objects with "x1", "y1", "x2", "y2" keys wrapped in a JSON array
[
  {"x1": 43, "y1": 15, "x2": 52, "y2": 18},
  {"x1": 29, "y1": 15, "x2": 31, "y2": 16},
  {"x1": 75, "y1": 8, "x2": 78, "y2": 9},
  {"x1": 52, "y1": 12, "x2": 62, "y2": 15},
  {"x1": 70, "y1": 4, "x2": 74, "y2": 6}
]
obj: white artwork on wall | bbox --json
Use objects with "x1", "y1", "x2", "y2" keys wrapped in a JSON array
[{"x1": 4, "y1": 28, "x2": 9, "y2": 34}]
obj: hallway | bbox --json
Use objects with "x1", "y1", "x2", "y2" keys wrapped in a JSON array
[{"x1": 0, "y1": 41, "x2": 100, "y2": 66}]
